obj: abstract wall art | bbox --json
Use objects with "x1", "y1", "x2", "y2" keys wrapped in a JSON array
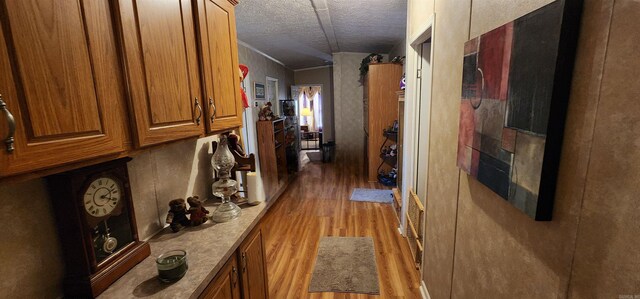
[{"x1": 457, "y1": 0, "x2": 582, "y2": 220}]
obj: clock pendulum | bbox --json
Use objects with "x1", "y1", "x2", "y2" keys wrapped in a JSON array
[{"x1": 101, "y1": 220, "x2": 118, "y2": 254}]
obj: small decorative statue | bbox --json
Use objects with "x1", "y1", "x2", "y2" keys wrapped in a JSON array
[
  {"x1": 391, "y1": 55, "x2": 406, "y2": 64},
  {"x1": 166, "y1": 199, "x2": 190, "y2": 232},
  {"x1": 227, "y1": 133, "x2": 247, "y2": 157},
  {"x1": 187, "y1": 196, "x2": 209, "y2": 226},
  {"x1": 258, "y1": 102, "x2": 275, "y2": 121}
]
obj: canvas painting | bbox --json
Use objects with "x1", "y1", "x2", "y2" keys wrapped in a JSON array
[{"x1": 457, "y1": 0, "x2": 581, "y2": 220}]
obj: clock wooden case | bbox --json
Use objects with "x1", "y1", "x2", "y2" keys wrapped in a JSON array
[{"x1": 47, "y1": 157, "x2": 150, "y2": 297}]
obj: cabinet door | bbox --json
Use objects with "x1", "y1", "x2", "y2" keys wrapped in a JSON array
[
  {"x1": 239, "y1": 228, "x2": 269, "y2": 299},
  {"x1": 117, "y1": 0, "x2": 204, "y2": 147},
  {"x1": 0, "y1": 0, "x2": 129, "y2": 176},
  {"x1": 200, "y1": 254, "x2": 241, "y2": 299},
  {"x1": 196, "y1": 0, "x2": 243, "y2": 133}
]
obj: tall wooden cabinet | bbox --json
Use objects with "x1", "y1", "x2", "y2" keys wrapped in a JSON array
[
  {"x1": 0, "y1": 0, "x2": 129, "y2": 176},
  {"x1": 196, "y1": 0, "x2": 244, "y2": 132},
  {"x1": 364, "y1": 63, "x2": 403, "y2": 182},
  {"x1": 116, "y1": 0, "x2": 204, "y2": 147}
]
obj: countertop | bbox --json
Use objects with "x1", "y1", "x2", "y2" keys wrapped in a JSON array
[{"x1": 98, "y1": 200, "x2": 269, "y2": 299}]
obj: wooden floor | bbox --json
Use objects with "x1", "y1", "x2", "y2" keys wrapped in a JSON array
[{"x1": 261, "y1": 158, "x2": 423, "y2": 298}]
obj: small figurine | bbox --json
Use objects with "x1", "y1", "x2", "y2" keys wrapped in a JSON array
[
  {"x1": 187, "y1": 196, "x2": 209, "y2": 226},
  {"x1": 166, "y1": 198, "x2": 190, "y2": 232},
  {"x1": 258, "y1": 102, "x2": 275, "y2": 121},
  {"x1": 228, "y1": 133, "x2": 247, "y2": 157},
  {"x1": 391, "y1": 56, "x2": 406, "y2": 64}
]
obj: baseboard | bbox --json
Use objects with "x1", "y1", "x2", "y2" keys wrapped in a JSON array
[{"x1": 420, "y1": 280, "x2": 431, "y2": 299}]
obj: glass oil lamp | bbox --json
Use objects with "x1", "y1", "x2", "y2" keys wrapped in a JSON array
[{"x1": 210, "y1": 134, "x2": 241, "y2": 222}]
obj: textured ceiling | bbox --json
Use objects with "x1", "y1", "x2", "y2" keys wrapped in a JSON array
[{"x1": 235, "y1": 0, "x2": 407, "y2": 70}]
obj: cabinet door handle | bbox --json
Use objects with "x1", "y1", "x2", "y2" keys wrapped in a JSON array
[
  {"x1": 209, "y1": 97, "x2": 216, "y2": 123},
  {"x1": 241, "y1": 252, "x2": 247, "y2": 273},
  {"x1": 194, "y1": 98, "x2": 203, "y2": 125},
  {"x1": 0, "y1": 95, "x2": 16, "y2": 153},
  {"x1": 232, "y1": 266, "x2": 238, "y2": 288}
]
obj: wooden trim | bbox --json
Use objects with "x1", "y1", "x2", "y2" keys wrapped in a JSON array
[
  {"x1": 409, "y1": 189, "x2": 424, "y2": 211},
  {"x1": 406, "y1": 212, "x2": 419, "y2": 240}
]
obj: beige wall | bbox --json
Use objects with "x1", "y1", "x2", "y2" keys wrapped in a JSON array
[
  {"x1": 294, "y1": 67, "x2": 335, "y2": 142},
  {"x1": 408, "y1": 0, "x2": 640, "y2": 298},
  {"x1": 408, "y1": 0, "x2": 434, "y2": 37},
  {"x1": 332, "y1": 52, "x2": 368, "y2": 163},
  {"x1": 389, "y1": 39, "x2": 406, "y2": 60},
  {"x1": 237, "y1": 43, "x2": 294, "y2": 102}
]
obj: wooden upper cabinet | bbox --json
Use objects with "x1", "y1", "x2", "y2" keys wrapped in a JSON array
[
  {"x1": 0, "y1": 0, "x2": 129, "y2": 176},
  {"x1": 116, "y1": 0, "x2": 204, "y2": 147},
  {"x1": 196, "y1": 0, "x2": 244, "y2": 133}
]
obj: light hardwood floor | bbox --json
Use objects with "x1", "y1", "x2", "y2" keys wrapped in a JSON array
[{"x1": 261, "y1": 158, "x2": 423, "y2": 298}]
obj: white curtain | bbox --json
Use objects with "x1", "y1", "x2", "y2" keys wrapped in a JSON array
[
  {"x1": 311, "y1": 92, "x2": 322, "y2": 132},
  {"x1": 297, "y1": 86, "x2": 322, "y2": 132}
]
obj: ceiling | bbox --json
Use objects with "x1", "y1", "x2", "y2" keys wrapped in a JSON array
[{"x1": 235, "y1": 0, "x2": 407, "y2": 70}]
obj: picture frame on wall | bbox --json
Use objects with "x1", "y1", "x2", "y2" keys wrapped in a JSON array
[
  {"x1": 254, "y1": 82, "x2": 265, "y2": 100},
  {"x1": 456, "y1": 0, "x2": 583, "y2": 221}
]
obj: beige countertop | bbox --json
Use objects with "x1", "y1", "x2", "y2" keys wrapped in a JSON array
[{"x1": 98, "y1": 201, "x2": 269, "y2": 299}]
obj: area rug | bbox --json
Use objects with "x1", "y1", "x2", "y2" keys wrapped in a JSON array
[
  {"x1": 309, "y1": 237, "x2": 380, "y2": 294},
  {"x1": 306, "y1": 150, "x2": 323, "y2": 162},
  {"x1": 350, "y1": 188, "x2": 393, "y2": 203}
]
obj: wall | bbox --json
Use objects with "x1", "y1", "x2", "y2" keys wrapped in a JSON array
[
  {"x1": 294, "y1": 66, "x2": 335, "y2": 142},
  {"x1": 237, "y1": 43, "x2": 294, "y2": 102},
  {"x1": 332, "y1": 52, "x2": 368, "y2": 163},
  {"x1": 389, "y1": 39, "x2": 406, "y2": 60},
  {"x1": 407, "y1": 0, "x2": 640, "y2": 298},
  {"x1": 237, "y1": 42, "x2": 294, "y2": 163}
]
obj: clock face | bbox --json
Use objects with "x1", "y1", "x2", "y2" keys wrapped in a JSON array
[{"x1": 83, "y1": 177, "x2": 121, "y2": 217}]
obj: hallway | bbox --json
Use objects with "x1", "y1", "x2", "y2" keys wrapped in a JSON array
[{"x1": 261, "y1": 159, "x2": 422, "y2": 298}]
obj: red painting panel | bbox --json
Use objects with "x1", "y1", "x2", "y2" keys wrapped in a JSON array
[{"x1": 478, "y1": 22, "x2": 514, "y2": 101}]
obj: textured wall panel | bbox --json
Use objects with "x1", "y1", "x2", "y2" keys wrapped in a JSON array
[
  {"x1": 0, "y1": 179, "x2": 64, "y2": 298},
  {"x1": 569, "y1": 0, "x2": 640, "y2": 297},
  {"x1": 421, "y1": 0, "x2": 471, "y2": 298},
  {"x1": 333, "y1": 52, "x2": 367, "y2": 164}
]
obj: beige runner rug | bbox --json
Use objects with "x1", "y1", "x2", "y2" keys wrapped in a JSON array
[{"x1": 308, "y1": 236, "x2": 380, "y2": 294}]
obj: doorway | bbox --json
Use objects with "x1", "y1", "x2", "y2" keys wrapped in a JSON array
[
  {"x1": 266, "y1": 76, "x2": 279, "y2": 115},
  {"x1": 291, "y1": 85, "x2": 324, "y2": 166},
  {"x1": 401, "y1": 16, "x2": 434, "y2": 276}
]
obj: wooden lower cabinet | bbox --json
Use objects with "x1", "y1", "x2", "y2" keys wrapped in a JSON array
[
  {"x1": 200, "y1": 226, "x2": 269, "y2": 299},
  {"x1": 200, "y1": 254, "x2": 241, "y2": 299},
  {"x1": 239, "y1": 228, "x2": 269, "y2": 299}
]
